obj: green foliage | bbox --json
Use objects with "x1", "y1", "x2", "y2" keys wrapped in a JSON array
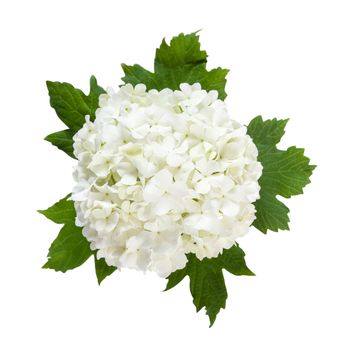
[
  {"x1": 247, "y1": 116, "x2": 316, "y2": 233},
  {"x1": 38, "y1": 194, "x2": 75, "y2": 224},
  {"x1": 166, "y1": 245, "x2": 254, "y2": 326},
  {"x1": 88, "y1": 76, "x2": 106, "y2": 118},
  {"x1": 45, "y1": 75, "x2": 105, "y2": 157},
  {"x1": 39, "y1": 195, "x2": 117, "y2": 281},
  {"x1": 44, "y1": 129, "x2": 76, "y2": 158},
  {"x1": 94, "y1": 253, "x2": 117, "y2": 285},
  {"x1": 122, "y1": 32, "x2": 229, "y2": 100},
  {"x1": 41, "y1": 33, "x2": 315, "y2": 325},
  {"x1": 43, "y1": 223, "x2": 92, "y2": 272},
  {"x1": 46, "y1": 81, "x2": 88, "y2": 131}
]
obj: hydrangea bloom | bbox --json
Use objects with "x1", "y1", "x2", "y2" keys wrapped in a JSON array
[{"x1": 72, "y1": 83, "x2": 262, "y2": 277}]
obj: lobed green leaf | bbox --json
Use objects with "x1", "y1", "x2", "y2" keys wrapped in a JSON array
[
  {"x1": 40, "y1": 194, "x2": 117, "y2": 283},
  {"x1": 166, "y1": 244, "x2": 253, "y2": 326},
  {"x1": 46, "y1": 81, "x2": 90, "y2": 132},
  {"x1": 121, "y1": 64, "x2": 158, "y2": 89},
  {"x1": 247, "y1": 116, "x2": 316, "y2": 233},
  {"x1": 122, "y1": 32, "x2": 229, "y2": 100},
  {"x1": 45, "y1": 75, "x2": 105, "y2": 156}
]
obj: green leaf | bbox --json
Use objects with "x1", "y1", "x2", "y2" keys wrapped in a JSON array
[
  {"x1": 38, "y1": 194, "x2": 75, "y2": 224},
  {"x1": 188, "y1": 255, "x2": 227, "y2": 327},
  {"x1": 121, "y1": 64, "x2": 158, "y2": 89},
  {"x1": 94, "y1": 253, "x2": 117, "y2": 284},
  {"x1": 43, "y1": 223, "x2": 92, "y2": 272},
  {"x1": 46, "y1": 75, "x2": 105, "y2": 132},
  {"x1": 166, "y1": 244, "x2": 253, "y2": 326},
  {"x1": 219, "y1": 245, "x2": 255, "y2": 276},
  {"x1": 122, "y1": 32, "x2": 229, "y2": 100},
  {"x1": 46, "y1": 81, "x2": 90, "y2": 132},
  {"x1": 42, "y1": 76, "x2": 106, "y2": 272},
  {"x1": 87, "y1": 75, "x2": 106, "y2": 119},
  {"x1": 39, "y1": 195, "x2": 95, "y2": 273},
  {"x1": 164, "y1": 265, "x2": 188, "y2": 291},
  {"x1": 246, "y1": 117, "x2": 288, "y2": 146},
  {"x1": 44, "y1": 129, "x2": 76, "y2": 158},
  {"x1": 247, "y1": 116, "x2": 316, "y2": 233}
]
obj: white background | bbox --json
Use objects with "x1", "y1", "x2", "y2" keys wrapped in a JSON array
[{"x1": 1, "y1": 0, "x2": 349, "y2": 349}]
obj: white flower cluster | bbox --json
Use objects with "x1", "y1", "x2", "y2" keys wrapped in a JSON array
[{"x1": 72, "y1": 83, "x2": 262, "y2": 277}]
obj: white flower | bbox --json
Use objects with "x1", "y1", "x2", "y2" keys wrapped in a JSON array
[
  {"x1": 72, "y1": 83, "x2": 262, "y2": 277},
  {"x1": 143, "y1": 169, "x2": 188, "y2": 215}
]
